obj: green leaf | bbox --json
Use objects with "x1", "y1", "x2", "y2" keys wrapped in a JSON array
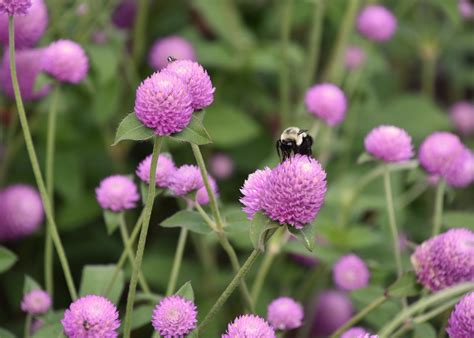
[
  {"x1": 223, "y1": 207, "x2": 250, "y2": 233},
  {"x1": 319, "y1": 224, "x2": 380, "y2": 250},
  {"x1": 112, "y1": 113, "x2": 154, "y2": 145},
  {"x1": 413, "y1": 323, "x2": 436, "y2": 338},
  {"x1": 79, "y1": 265, "x2": 124, "y2": 304},
  {"x1": 160, "y1": 210, "x2": 212, "y2": 235},
  {"x1": 169, "y1": 112, "x2": 212, "y2": 145},
  {"x1": 175, "y1": 281, "x2": 194, "y2": 301},
  {"x1": 387, "y1": 272, "x2": 421, "y2": 298},
  {"x1": 443, "y1": 211, "x2": 474, "y2": 231},
  {"x1": 249, "y1": 212, "x2": 280, "y2": 251},
  {"x1": 0, "y1": 246, "x2": 17, "y2": 273},
  {"x1": 103, "y1": 210, "x2": 121, "y2": 235},
  {"x1": 298, "y1": 224, "x2": 316, "y2": 252},
  {"x1": 135, "y1": 292, "x2": 162, "y2": 304},
  {"x1": 0, "y1": 328, "x2": 16, "y2": 338},
  {"x1": 118, "y1": 304, "x2": 154, "y2": 332},
  {"x1": 24, "y1": 275, "x2": 42, "y2": 295},
  {"x1": 87, "y1": 45, "x2": 121, "y2": 84},
  {"x1": 357, "y1": 152, "x2": 375, "y2": 164},
  {"x1": 33, "y1": 311, "x2": 65, "y2": 338}
]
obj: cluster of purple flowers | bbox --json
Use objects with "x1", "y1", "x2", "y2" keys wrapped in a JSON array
[
  {"x1": 333, "y1": 254, "x2": 370, "y2": 291},
  {"x1": 152, "y1": 295, "x2": 197, "y2": 337},
  {"x1": 447, "y1": 291, "x2": 474, "y2": 337},
  {"x1": 21, "y1": 289, "x2": 51, "y2": 315},
  {"x1": 341, "y1": 327, "x2": 379, "y2": 338}
]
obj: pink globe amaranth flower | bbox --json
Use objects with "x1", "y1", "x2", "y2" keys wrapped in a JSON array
[
  {"x1": 151, "y1": 295, "x2": 197, "y2": 338},
  {"x1": 447, "y1": 291, "x2": 474, "y2": 338},
  {"x1": 345, "y1": 45, "x2": 366, "y2": 71},
  {"x1": 136, "y1": 153, "x2": 176, "y2": 189},
  {"x1": 148, "y1": 35, "x2": 197, "y2": 71},
  {"x1": 311, "y1": 290, "x2": 353, "y2": 336},
  {"x1": 21, "y1": 289, "x2": 51, "y2": 315},
  {"x1": 364, "y1": 125, "x2": 414, "y2": 163},
  {"x1": 61, "y1": 295, "x2": 120, "y2": 338},
  {"x1": 134, "y1": 71, "x2": 193, "y2": 136},
  {"x1": 262, "y1": 155, "x2": 327, "y2": 229},
  {"x1": 357, "y1": 5, "x2": 397, "y2": 42},
  {"x1": 168, "y1": 165, "x2": 203, "y2": 196},
  {"x1": 240, "y1": 167, "x2": 272, "y2": 220},
  {"x1": 0, "y1": 0, "x2": 31, "y2": 15},
  {"x1": 95, "y1": 175, "x2": 140, "y2": 212},
  {"x1": 0, "y1": 48, "x2": 50, "y2": 101},
  {"x1": 341, "y1": 327, "x2": 370, "y2": 338},
  {"x1": 210, "y1": 153, "x2": 234, "y2": 180},
  {"x1": 195, "y1": 176, "x2": 219, "y2": 205},
  {"x1": 450, "y1": 101, "x2": 474, "y2": 135},
  {"x1": 459, "y1": 0, "x2": 474, "y2": 19},
  {"x1": 333, "y1": 254, "x2": 370, "y2": 291},
  {"x1": 112, "y1": 0, "x2": 136, "y2": 29},
  {"x1": 0, "y1": 0, "x2": 47, "y2": 48},
  {"x1": 267, "y1": 296, "x2": 304, "y2": 331},
  {"x1": 222, "y1": 314, "x2": 276, "y2": 338},
  {"x1": 0, "y1": 184, "x2": 43, "y2": 242},
  {"x1": 305, "y1": 83, "x2": 347, "y2": 126},
  {"x1": 411, "y1": 228, "x2": 474, "y2": 292},
  {"x1": 163, "y1": 60, "x2": 215, "y2": 110},
  {"x1": 445, "y1": 148, "x2": 474, "y2": 188},
  {"x1": 42, "y1": 39, "x2": 89, "y2": 84},
  {"x1": 419, "y1": 132, "x2": 465, "y2": 176}
]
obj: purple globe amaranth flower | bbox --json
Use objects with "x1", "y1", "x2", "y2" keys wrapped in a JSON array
[
  {"x1": 134, "y1": 71, "x2": 193, "y2": 135},
  {"x1": 222, "y1": 314, "x2": 276, "y2": 338},
  {"x1": 136, "y1": 153, "x2": 176, "y2": 189},
  {"x1": 305, "y1": 83, "x2": 347, "y2": 126},
  {"x1": 311, "y1": 290, "x2": 353, "y2": 336},
  {"x1": 262, "y1": 155, "x2": 327, "y2": 229},
  {"x1": 445, "y1": 148, "x2": 474, "y2": 188},
  {"x1": 95, "y1": 175, "x2": 140, "y2": 212},
  {"x1": 112, "y1": 0, "x2": 136, "y2": 29},
  {"x1": 459, "y1": 0, "x2": 474, "y2": 19},
  {"x1": 267, "y1": 296, "x2": 304, "y2": 331},
  {"x1": 345, "y1": 45, "x2": 366, "y2": 71},
  {"x1": 240, "y1": 167, "x2": 271, "y2": 220},
  {"x1": 411, "y1": 228, "x2": 474, "y2": 291},
  {"x1": 447, "y1": 291, "x2": 474, "y2": 338},
  {"x1": 149, "y1": 36, "x2": 197, "y2": 71},
  {"x1": 0, "y1": 0, "x2": 47, "y2": 48},
  {"x1": 0, "y1": 0, "x2": 31, "y2": 15},
  {"x1": 419, "y1": 132, "x2": 465, "y2": 176},
  {"x1": 21, "y1": 289, "x2": 51, "y2": 315},
  {"x1": 364, "y1": 125, "x2": 414, "y2": 163},
  {"x1": 210, "y1": 153, "x2": 234, "y2": 180},
  {"x1": 61, "y1": 295, "x2": 120, "y2": 338},
  {"x1": 42, "y1": 39, "x2": 89, "y2": 83},
  {"x1": 0, "y1": 48, "x2": 50, "y2": 101},
  {"x1": 333, "y1": 254, "x2": 370, "y2": 291},
  {"x1": 450, "y1": 101, "x2": 474, "y2": 135},
  {"x1": 196, "y1": 176, "x2": 219, "y2": 205},
  {"x1": 168, "y1": 165, "x2": 203, "y2": 196},
  {"x1": 163, "y1": 59, "x2": 215, "y2": 110},
  {"x1": 341, "y1": 327, "x2": 370, "y2": 338},
  {"x1": 0, "y1": 184, "x2": 43, "y2": 241},
  {"x1": 151, "y1": 295, "x2": 197, "y2": 338},
  {"x1": 357, "y1": 5, "x2": 397, "y2": 42}
]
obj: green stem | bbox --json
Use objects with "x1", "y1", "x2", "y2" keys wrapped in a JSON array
[
  {"x1": 166, "y1": 227, "x2": 188, "y2": 295},
  {"x1": 318, "y1": 124, "x2": 334, "y2": 166},
  {"x1": 421, "y1": 55, "x2": 436, "y2": 99},
  {"x1": 132, "y1": 0, "x2": 149, "y2": 64},
  {"x1": 250, "y1": 250, "x2": 275, "y2": 304},
  {"x1": 302, "y1": 0, "x2": 325, "y2": 90},
  {"x1": 0, "y1": 105, "x2": 18, "y2": 185},
  {"x1": 198, "y1": 249, "x2": 261, "y2": 332},
  {"x1": 123, "y1": 137, "x2": 163, "y2": 338},
  {"x1": 24, "y1": 314, "x2": 32, "y2": 338},
  {"x1": 432, "y1": 179, "x2": 446, "y2": 236},
  {"x1": 8, "y1": 16, "x2": 77, "y2": 301},
  {"x1": 279, "y1": 0, "x2": 294, "y2": 127},
  {"x1": 413, "y1": 297, "x2": 459, "y2": 324}
]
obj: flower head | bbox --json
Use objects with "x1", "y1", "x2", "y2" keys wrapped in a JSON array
[
  {"x1": 0, "y1": 184, "x2": 43, "y2": 241},
  {"x1": 151, "y1": 295, "x2": 197, "y2": 338},
  {"x1": 222, "y1": 314, "x2": 276, "y2": 338},
  {"x1": 333, "y1": 254, "x2": 370, "y2": 291},
  {"x1": 447, "y1": 291, "x2": 474, "y2": 338},
  {"x1": 305, "y1": 83, "x2": 347, "y2": 126},
  {"x1": 411, "y1": 228, "x2": 474, "y2": 291},
  {"x1": 95, "y1": 175, "x2": 140, "y2": 212},
  {"x1": 445, "y1": 148, "x2": 474, "y2": 188},
  {"x1": 267, "y1": 296, "x2": 304, "y2": 331},
  {"x1": 364, "y1": 125, "x2": 414, "y2": 163},
  {"x1": 21, "y1": 290, "x2": 51, "y2": 315},
  {"x1": 136, "y1": 153, "x2": 176, "y2": 189},
  {"x1": 149, "y1": 36, "x2": 197, "y2": 71},
  {"x1": 211, "y1": 153, "x2": 234, "y2": 180},
  {"x1": 61, "y1": 295, "x2": 120, "y2": 338},
  {"x1": 134, "y1": 71, "x2": 193, "y2": 135},
  {"x1": 196, "y1": 176, "x2": 219, "y2": 205},
  {"x1": 240, "y1": 167, "x2": 271, "y2": 220},
  {"x1": 345, "y1": 46, "x2": 366, "y2": 71},
  {"x1": 341, "y1": 327, "x2": 370, "y2": 338},
  {"x1": 450, "y1": 101, "x2": 474, "y2": 135},
  {"x1": 168, "y1": 165, "x2": 203, "y2": 196},
  {"x1": 459, "y1": 0, "x2": 474, "y2": 19},
  {"x1": 163, "y1": 60, "x2": 215, "y2": 110},
  {"x1": 0, "y1": 0, "x2": 31, "y2": 15},
  {"x1": 112, "y1": 0, "x2": 136, "y2": 29},
  {"x1": 419, "y1": 132, "x2": 464, "y2": 176},
  {"x1": 357, "y1": 5, "x2": 397, "y2": 42},
  {"x1": 311, "y1": 290, "x2": 353, "y2": 336},
  {"x1": 42, "y1": 39, "x2": 89, "y2": 83}
]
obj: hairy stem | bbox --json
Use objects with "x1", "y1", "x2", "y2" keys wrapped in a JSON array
[
  {"x1": 250, "y1": 250, "x2": 275, "y2": 304},
  {"x1": 24, "y1": 314, "x2": 32, "y2": 338},
  {"x1": 166, "y1": 227, "x2": 188, "y2": 295},
  {"x1": 432, "y1": 179, "x2": 446, "y2": 236},
  {"x1": 279, "y1": 0, "x2": 294, "y2": 127}
]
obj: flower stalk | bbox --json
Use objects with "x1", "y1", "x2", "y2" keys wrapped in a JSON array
[
  {"x1": 166, "y1": 227, "x2": 189, "y2": 295},
  {"x1": 432, "y1": 179, "x2": 446, "y2": 236}
]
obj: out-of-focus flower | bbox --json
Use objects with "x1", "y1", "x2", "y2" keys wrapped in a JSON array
[
  {"x1": 21, "y1": 290, "x2": 51, "y2": 315},
  {"x1": 311, "y1": 290, "x2": 353, "y2": 336},
  {"x1": 411, "y1": 228, "x2": 474, "y2": 291},
  {"x1": 240, "y1": 167, "x2": 271, "y2": 220},
  {"x1": 0, "y1": 184, "x2": 43, "y2": 241},
  {"x1": 222, "y1": 314, "x2": 276, "y2": 338},
  {"x1": 305, "y1": 83, "x2": 347, "y2": 126},
  {"x1": 364, "y1": 125, "x2": 414, "y2": 163},
  {"x1": 95, "y1": 175, "x2": 140, "y2": 212},
  {"x1": 136, "y1": 153, "x2": 176, "y2": 189},
  {"x1": 345, "y1": 45, "x2": 366, "y2": 71},
  {"x1": 75, "y1": 2, "x2": 88, "y2": 16},
  {"x1": 148, "y1": 36, "x2": 197, "y2": 71},
  {"x1": 151, "y1": 296, "x2": 197, "y2": 338},
  {"x1": 91, "y1": 30, "x2": 107, "y2": 45},
  {"x1": 459, "y1": 0, "x2": 474, "y2": 19},
  {"x1": 210, "y1": 153, "x2": 234, "y2": 180},
  {"x1": 112, "y1": 0, "x2": 136, "y2": 29},
  {"x1": 341, "y1": 327, "x2": 370, "y2": 338},
  {"x1": 195, "y1": 176, "x2": 218, "y2": 205},
  {"x1": 419, "y1": 132, "x2": 465, "y2": 176},
  {"x1": 0, "y1": 0, "x2": 47, "y2": 48},
  {"x1": 450, "y1": 101, "x2": 474, "y2": 135},
  {"x1": 267, "y1": 297, "x2": 304, "y2": 331},
  {"x1": 447, "y1": 291, "x2": 474, "y2": 338},
  {"x1": 30, "y1": 319, "x2": 44, "y2": 335},
  {"x1": 445, "y1": 148, "x2": 474, "y2": 188},
  {"x1": 333, "y1": 254, "x2": 370, "y2": 291},
  {"x1": 42, "y1": 39, "x2": 89, "y2": 83},
  {"x1": 168, "y1": 165, "x2": 203, "y2": 196},
  {"x1": 0, "y1": 0, "x2": 31, "y2": 16},
  {"x1": 61, "y1": 295, "x2": 120, "y2": 338},
  {"x1": 357, "y1": 5, "x2": 397, "y2": 42},
  {"x1": 134, "y1": 71, "x2": 193, "y2": 135}
]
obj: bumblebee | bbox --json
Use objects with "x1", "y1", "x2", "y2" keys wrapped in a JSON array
[{"x1": 276, "y1": 127, "x2": 313, "y2": 162}]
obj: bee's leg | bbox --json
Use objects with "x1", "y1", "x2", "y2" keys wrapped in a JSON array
[{"x1": 276, "y1": 140, "x2": 282, "y2": 162}]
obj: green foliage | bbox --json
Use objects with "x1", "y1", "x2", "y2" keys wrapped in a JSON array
[
  {"x1": 103, "y1": 210, "x2": 122, "y2": 235},
  {"x1": 249, "y1": 212, "x2": 280, "y2": 251},
  {"x1": 79, "y1": 265, "x2": 124, "y2": 304},
  {"x1": 0, "y1": 246, "x2": 17, "y2": 273},
  {"x1": 113, "y1": 113, "x2": 154, "y2": 145},
  {"x1": 387, "y1": 272, "x2": 421, "y2": 298},
  {"x1": 161, "y1": 210, "x2": 213, "y2": 234},
  {"x1": 443, "y1": 211, "x2": 474, "y2": 231},
  {"x1": 175, "y1": 281, "x2": 195, "y2": 301}
]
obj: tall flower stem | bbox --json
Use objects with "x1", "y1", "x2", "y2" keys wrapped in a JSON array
[
  {"x1": 132, "y1": 0, "x2": 149, "y2": 64},
  {"x1": 8, "y1": 16, "x2": 77, "y2": 301},
  {"x1": 432, "y1": 179, "x2": 446, "y2": 236},
  {"x1": 24, "y1": 314, "x2": 32, "y2": 338},
  {"x1": 166, "y1": 227, "x2": 188, "y2": 295},
  {"x1": 123, "y1": 136, "x2": 163, "y2": 338},
  {"x1": 279, "y1": 0, "x2": 294, "y2": 127}
]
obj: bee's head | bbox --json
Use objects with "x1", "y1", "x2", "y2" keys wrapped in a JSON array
[{"x1": 281, "y1": 127, "x2": 307, "y2": 146}]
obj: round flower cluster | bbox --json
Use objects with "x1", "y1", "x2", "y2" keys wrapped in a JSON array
[
  {"x1": 311, "y1": 290, "x2": 353, "y2": 336},
  {"x1": 0, "y1": 0, "x2": 31, "y2": 15},
  {"x1": 61, "y1": 295, "x2": 120, "y2": 338},
  {"x1": 167, "y1": 164, "x2": 218, "y2": 204},
  {"x1": 450, "y1": 101, "x2": 474, "y2": 135},
  {"x1": 345, "y1": 45, "x2": 366, "y2": 71},
  {"x1": 95, "y1": 175, "x2": 140, "y2": 212},
  {"x1": 333, "y1": 254, "x2": 370, "y2": 291},
  {"x1": 112, "y1": 0, "x2": 136, "y2": 29},
  {"x1": 42, "y1": 39, "x2": 89, "y2": 83},
  {"x1": 21, "y1": 289, "x2": 51, "y2": 315},
  {"x1": 305, "y1": 83, "x2": 347, "y2": 126},
  {"x1": 341, "y1": 327, "x2": 372, "y2": 338},
  {"x1": 357, "y1": 5, "x2": 397, "y2": 42},
  {"x1": 459, "y1": 0, "x2": 474, "y2": 19},
  {"x1": 240, "y1": 155, "x2": 327, "y2": 229},
  {"x1": 267, "y1": 297, "x2": 304, "y2": 331},
  {"x1": 222, "y1": 314, "x2": 276, "y2": 338},
  {"x1": 149, "y1": 36, "x2": 197, "y2": 70},
  {"x1": 151, "y1": 295, "x2": 197, "y2": 338},
  {"x1": 411, "y1": 228, "x2": 474, "y2": 291},
  {"x1": 210, "y1": 153, "x2": 235, "y2": 180},
  {"x1": 136, "y1": 153, "x2": 177, "y2": 188},
  {"x1": 0, "y1": 184, "x2": 44, "y2": 241},
  {"x1": 364, "y1": 125, "x2": 414, "y2": 163},
  {"x1": 447, "y1": 291, "x2": 474, "y2": 338}
]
